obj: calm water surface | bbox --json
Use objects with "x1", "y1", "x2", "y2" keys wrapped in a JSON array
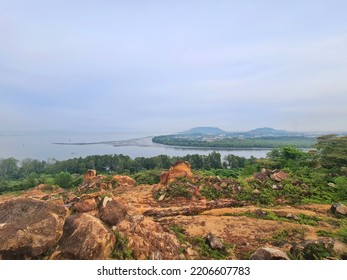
[{"x1": 0, "y1": 131, "x2": 271, "y2": 160}]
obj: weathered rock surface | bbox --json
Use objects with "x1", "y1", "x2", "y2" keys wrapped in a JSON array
[
  {"x1": 99, "y1": 197, "x2": 127, "y2": 226},
  {"x1": 0, "y1": 198, "x2": 68, "y2": 259},
  {"x1": 271, "y1": 171, "x2": 288, "y2": 182},
  {"x1": 143, "y1": 198, "x2": 241, "y2": 218},
  {"x1": 160, "y1": 161, "x2": 192, "y2": 184},
  {"x1": 84, "y1": 169, "x2": 96, "y2": 181},
  {"x1": 50, "y1": 213, "x2": 115, "y2": 260},
  {"x1": 331, "y1": 202, "x2": 347, "y2": 216},
  {"x1": 73, "y1": 198, "x2": 97, "y2": 213},
  {"x1": 117, "y1": 216, "x2": 181, "y2": 260},
  {"x1": 250, "y1": 247, "x2": 289, "y2": 260},
  {"x1": 290, "y1": 239, "x2": 335, "y2": 260},
  {"x1": 113, "y1": 175, "x2": 136, "y2": 187},
  {"x1": 206, "y1": 232, "x2": 225, "y2": 250}
]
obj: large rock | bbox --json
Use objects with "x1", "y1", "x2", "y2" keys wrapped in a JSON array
[
  {"x1": 73, "y1": 198, "x2": 97, "y2": 213},
  {"x1": 113, "y1": 175, "x2": 136, "y2": 187},
  {"x1": 250, "y1": 247, "x2": 289, "y2": 260},
  {"x1": 99, "y1": 197, "x2": 127, "y2": 226},
  {"x1": 206, "y1": 232, "x2": 225, "y2": 250},
  {"x1": 84, "y1": 169, "x2": 96, "y2": 181},
  {"x1": 0, "y1": 197, "x2": 68, "y2": 259},
  {"x1": 270, "y1": 171, "x2": 288, "y2": 182},
  {"x1": 331, "y1": 202, "x2": 347, "y2": 216},
  {"x1": 160, "y1": 161, "x2": 192, "y2": 184},
  {"x1": 50, "y1": 213, "x2": 115, "y2": 260},
  {"x1": 117, "y1": 216, "x2": 181, "y2": 260}
]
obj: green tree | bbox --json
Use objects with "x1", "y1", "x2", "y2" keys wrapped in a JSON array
[
  {"x1": 0, "y1": 157, "x2": 19, "y2": 179},
  {"x1": 54, "y1": 172, "x2": 73, "y2": 188},
  {"x1": 315, "y1": 135, "x2": 347, "y2": 171}
]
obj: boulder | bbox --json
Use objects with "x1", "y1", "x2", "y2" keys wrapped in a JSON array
[
  {"x1": 50, "y1": 213, "x2": 115, "y2": 260},
  {"x1": 333, "y1": 240, "x2": 347, "y2": 260},
  {"x1": 117, "y1": 216, "x2": 181, "y2": 260},
  {"x1": 73, "y1": 198, "x2": 97, "y2": 213},
  {"x1": 113, "y1": 175, "x2": 136, "y2": 187},
  {"x1": 331, "y1": 202, "x2": 347, "y2": 216},
  {"x1": 250, "y1": 247, "x2": 289, "y2": 260},
  {"x1": 271, "y1": 171, "x2": 288, "y2": 182},
  {"x1": 290, "y1": 239, "x2": 334, "y2": 260},
  {"x1": 160, "y1": 161, "x2": 192, "y2": 184},
  {"x1": 99, "y1": 197, "x2": 127, "y2": 226},
  {"x1": 0, "y1": 197, "x2": 68, "y2": 259},
  {"x1": 254, "y1": 172, "x2": 267, "y2": 182},
  {"x1": 84, "y1": 169, "x2": 97, "y2": 181},
  {"x1": 206, "y1": 232, "x2": 225, "y2": 250},
  {"x1": 286, "y1": 213, "x2": 300, "y2": 221}
]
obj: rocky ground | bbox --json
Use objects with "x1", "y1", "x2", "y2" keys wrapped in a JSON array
[{"x1": 1, "y1": 161, "x2": 347, "y2": 260}]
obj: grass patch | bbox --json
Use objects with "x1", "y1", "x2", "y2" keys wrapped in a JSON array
[
  {"x1": 111, "y1": 230, "x2": 133, "y2": 260},
  {"x1": 170, "y1": 224, "x2": 187, "y2": 244},
  {"x1": 166, "y1": 183, "x2": 192, "y2": 199},
  {"x1": 270, "y1": 228, "x2": 306, "y2": 246},
  {"x1": 191, "y1": 237, "x2": 231, "y2": 260}
]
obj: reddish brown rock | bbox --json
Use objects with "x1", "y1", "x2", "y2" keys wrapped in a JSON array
[
  {"x1": 113, "y1": 175, "x2": 136, "y2": 187},
  {"x1": 99, "y1": 197, "x2": 127, "y2": 226},
  {"x1": 84, "y1": 169, "x2": 96, "y2": 181},
  {"x1": 271, "y1": 171, "x2": 288, "y2": 182},
  {"x1": 50, "y1": 213, "x2": 115, "y2": 260},
  {"x1": 117, "y1": 216, "x2": 181, "y2": 260},
  {"x1": 160, "y1": 161, "x2": 193, "y2": 184},
  {"x1": 73, "y1": 198, "x2": 97, "y2": 213},
  {"x1": 0, "y1": 198, "x2": 68, "y2": 259}
]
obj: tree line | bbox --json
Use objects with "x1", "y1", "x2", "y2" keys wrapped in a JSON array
[{"x1": 0, "y1": 134, "x2": 346, "y2": 194}]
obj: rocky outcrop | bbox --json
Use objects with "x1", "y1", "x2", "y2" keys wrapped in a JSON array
[
  {"x1": 331, "y1": 202, "x2": 347, "y2": 216},
  {"x1": 99, "y1": 196, "x2": 127, "y2": 226},
  {"x1": 84, "y1": 169, "x2": 96, "y2": 181},
  {"x1": 117, "y1": 216, "x2": 181, "y2": 260},
  {"x1": 50, "y1": 213, "x2": 115, "y2": 260},
  {"x1": 160, "y1": 161, "x2": 192, "y2": 184},
  {"x1": 73, "y1": 198, "x2": 97, "y2": 213},
  {"x1": 144, "y1": 198, "x2": 241, "y2": 218},
  {"x1": 290, "y1": 239, "x2": 335, "y2": 260},
  {"x1": 113, "y1": 175, "x2": 136, "y2": 187},
  {"x1": 250, "y1": 247, "x2": 289, "y2": 260},
  {"x1": 0, "y1": 198, "x2": 68, "y2": 259}
]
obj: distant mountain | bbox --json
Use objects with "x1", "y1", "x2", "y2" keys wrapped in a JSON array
[
  {"x1": 246, "y1": 127, "x2": 291, "y2": 136},
  {"x1": 179, "y1": 127, "x2": 227, "y2": 135}
]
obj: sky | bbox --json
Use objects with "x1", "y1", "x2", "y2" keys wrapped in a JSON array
[{"x1": 1, "y1": 0, "x2": 347, "y2": 134}]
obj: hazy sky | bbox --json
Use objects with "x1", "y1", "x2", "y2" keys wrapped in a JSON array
[{"x1": 1, "y1": 0, "x2": 346, "y2": 133}]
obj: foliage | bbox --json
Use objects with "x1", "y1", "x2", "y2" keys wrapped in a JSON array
[
  {"x1": 191, "y1": 237, "x2": 230, "y2": 260},
  {"x1": 166, "y1": 183, "x2": 192, "y2": 199},
  {"x1": 201, "y1": 185, "x2": 223, "y2": 200},
  {"x1": 153, "y1": 135, "x2": 315, "y2": 148},
  {"x1": 132, "y1": 169, "x2": 162, "y2": 185},
  {"x1": 54, "y1": 172, "x2": 73, "y2": 189},
  {"x1": 170, "y1": 224, "x2": 187, "y2": 244},
  {"x1": 111, "y1": 230, "x2": 133, "y2": 260}
]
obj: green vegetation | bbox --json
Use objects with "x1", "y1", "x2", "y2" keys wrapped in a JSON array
[
  {"x1": 1, "y1": 135, "x2": 347, "y2": 208},
  {"x1": 111, "y1": 230, "x2": 133, "y2": 260},
  {"x1": 191, "y1": 237, "x2": 231, "y2": 260},
  {"x1": 152, "y1": 135, "x2": 315, "y2": 148}
]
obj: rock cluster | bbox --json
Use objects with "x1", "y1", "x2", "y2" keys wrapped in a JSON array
[
  {"x1": 160, "y1": 161, "x2": 192, "y2": 184},
  {"x1": 0, "y1": 198, "x2": 68, "y2": 259},
  {"x1": 0, "y1": 170, "x2": 181, "y2": 260}
]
